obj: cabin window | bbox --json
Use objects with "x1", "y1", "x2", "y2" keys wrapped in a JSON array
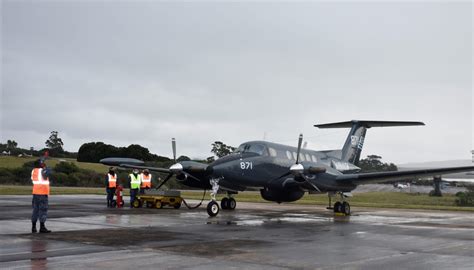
[
  {"x1": 299, "y1": 153, "x2": 305, "y2": 161},
  {"x1": 268, "y1": 147, "x2": 277, "y2": 157},
  {"x1": 305, "y1": 153, "x2": 311, "y2": 161},
  {"x1": 286, "y1": 151, "x2": 293, "y2": 160},
  {"x1": 292, "y1": 152, "x2": 298, "y2": 160},
  {"x1": 311, "y1": 155, "x2": 318, "y2": 162}
]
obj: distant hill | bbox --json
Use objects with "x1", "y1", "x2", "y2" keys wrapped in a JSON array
[{"x1": 398, "y1": 159, "x2": 474, "y2": 179}]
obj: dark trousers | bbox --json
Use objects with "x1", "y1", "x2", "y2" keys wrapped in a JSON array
[
  {"x1": 32, "y1": 195, "x2": 48, "y2": 223},
  {"x1": 106, "y1": 188, "x2": 116, "y2": 207},
  {"x1": 130, "y1": 188, "x2": 139, "y2": 206}
]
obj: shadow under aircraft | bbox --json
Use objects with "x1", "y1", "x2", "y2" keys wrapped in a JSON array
[{"x1": 101, "y1": 120, "x2": 474, "y2": 217}]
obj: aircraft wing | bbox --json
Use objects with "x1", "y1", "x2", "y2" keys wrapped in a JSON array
[
  {"x1": 336, "y1": 166, "x2": 474, "y2": 184},
  {"x1": 119, "y1": 164, "x2": 171, "y2": 173},
  {"x1": 100, "y1": 157, "x2": 171, "y2": 173}
]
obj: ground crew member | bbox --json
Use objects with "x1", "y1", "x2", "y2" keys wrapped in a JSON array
[
  {"x1": 31, "y1": 159, "x2": 51, "y2": 233},
  {"x1": 106, "y1": 167, "x2": 117, "y2": 207},
  {"x1": 129, "y1": 169, "x2": 141, "y2": 207},
  {"x1": 140, "y1": 169, "x2": 152, "y2": 194}
]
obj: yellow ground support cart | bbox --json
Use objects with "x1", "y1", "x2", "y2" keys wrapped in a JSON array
[{"x1": 132, "y1": 190, "x2": 183, "y2": 209}]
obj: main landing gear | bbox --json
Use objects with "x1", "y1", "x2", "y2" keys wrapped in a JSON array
[
  {"x1": 221, "y1": 195, "x2": 236, "y2": 210},
  {"x1": 328, "y1": 192, "x2": 351, "y2": 215},
  {"x1": 206, "y1": 178, "x2": 237, "y2": 217}
]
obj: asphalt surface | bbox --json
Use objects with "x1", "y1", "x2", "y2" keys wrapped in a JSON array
[{"x1": 0, "y1": 195, "x2": 473, "y2": 270}]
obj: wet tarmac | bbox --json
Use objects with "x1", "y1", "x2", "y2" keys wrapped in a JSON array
[{"x1": 0, "y1": 195, "x2": 473, "y2": 269}]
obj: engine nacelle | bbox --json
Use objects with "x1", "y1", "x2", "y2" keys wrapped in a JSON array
[
  {"x1": 260, "y1": 188, "x2": 304, "y2": 203},
  {"x1": 176, "y1": 173, "x2": 187, "y2": 181}
]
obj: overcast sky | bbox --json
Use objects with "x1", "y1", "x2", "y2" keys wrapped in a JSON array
[{"x1": 1, "y1": 1, "x2": 472, "y2": 163}]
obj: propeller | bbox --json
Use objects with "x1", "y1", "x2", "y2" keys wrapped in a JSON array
[
  {"x1": 155, "y1": 138, "x2": 205, "y2": 189},
  {"x1": 290, "y1": 134, "x2": 304, "y2": 176},
  {"x1": 271, "y1": 134, "x2": 326, "y2": 191}
]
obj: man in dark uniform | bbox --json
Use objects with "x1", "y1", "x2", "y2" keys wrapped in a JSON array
[
  {"x1": 105, "y1": 167, "x2": 117, "y2": 207},
  {"x1": 31, "y1": 159, "x2": 51, "y2": 233}
]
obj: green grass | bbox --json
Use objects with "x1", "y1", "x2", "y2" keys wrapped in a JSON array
[
  {"x1": 2, "y1": 185, "x2": 470, "y2": 212},
  {"x1": 0, "y1": 156, "x2": 108, "y2": 173}
]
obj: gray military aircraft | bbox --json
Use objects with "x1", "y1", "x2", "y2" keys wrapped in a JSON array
[{"x1": 101, "y1": 120, "x2": 474, "y2": 217}]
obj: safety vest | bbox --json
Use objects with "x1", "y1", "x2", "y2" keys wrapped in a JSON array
[
  {"x1": 108, "y1": 173, "x2": 117, "y2": 188},
  {"x1": 31, "y1": 168, "x2": 50, "y2": 195},
  {"x1": 130, "y1": 174, "x2": 141, "y2": 189},
  {"x1": 141, "y1": 173, "x2": 152, "y2": 188}
]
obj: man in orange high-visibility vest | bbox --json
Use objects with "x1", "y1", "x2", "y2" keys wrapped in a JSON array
[
  {"x1": 105, "y1": 167, "x2": 117, "y2": 207},
  {"x1": 139, "y1": 169, "x2": 152, "y2": 194},
  {"x1": 31, "y1": 159, "x2": 51, "y2": 233}
]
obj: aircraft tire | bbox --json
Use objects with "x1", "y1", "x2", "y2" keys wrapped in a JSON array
[
  {"x1": 333, "y1": 202, "x2": 342, "y2": 213},
  {"x1": 228, "y1": 198, "x2": 236, "y2": 210},
  {"x1": 342, "y1": 202, "x2": 350, "y2": 215},
  {"x1": 207, "y1": 201, "x2": 220, "y2": 217},
  {"x1": 221, "y1": 198, "x2": 229, "y2": 210}
]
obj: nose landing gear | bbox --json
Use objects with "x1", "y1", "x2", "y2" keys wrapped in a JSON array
[
  {"x1": 206, "y1": 179, "x2": 238, "y2": 217},
  {"x1": 207, "y1": 178, "x2": 221, "y2": 217}
]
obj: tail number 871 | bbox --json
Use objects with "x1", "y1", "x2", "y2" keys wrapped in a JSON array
[{"x1": 240, "y1": 161, "x2": 253, "y2": 170}]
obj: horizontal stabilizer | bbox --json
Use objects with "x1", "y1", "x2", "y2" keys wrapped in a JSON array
[{"x1": 315, "y1": 120, "x2": 425, "y2": 129}]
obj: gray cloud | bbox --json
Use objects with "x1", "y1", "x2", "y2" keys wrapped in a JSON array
[{"x1": 1, "y1": 1, "x2": 472, "y2": 163}]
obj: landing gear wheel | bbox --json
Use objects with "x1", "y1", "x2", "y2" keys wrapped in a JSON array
[
  {"x1": 132, "y1": 199, "x2": 142, "y2": 208},
  {"x1": 342, "y1": 202, "x2": 351, "y2": 215},
  {"x1": 207, "y1": 201, "x2": 220, "y2": 217},
  {"x1": 221, "y1": 198, "x2": 229, "y2": 209},
  {"x1": 110, "y1": 200, "x2": 117, "y2": 208},
  {"x1": 228, "y1": 198, "x2": 236, "y2": 210},
  {"x1": 155, "y1": 201, "x2": 162, "y2": 209},
  {"x1": 333, "y1": 201, "x2": 342, "y2": 213},
  {"x1": 174, "y1": 202, "x2": 181, "y2": 209}
]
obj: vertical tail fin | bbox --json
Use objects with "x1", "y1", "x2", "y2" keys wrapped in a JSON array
[{"x1": 314, "y1": 120, "x2": 424, "y2": 165}]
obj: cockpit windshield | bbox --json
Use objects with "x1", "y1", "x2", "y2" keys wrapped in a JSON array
[{"x1": 234, "y1": 143, "x2": 267, "y2": 156}]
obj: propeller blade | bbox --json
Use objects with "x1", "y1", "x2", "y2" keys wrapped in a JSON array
[
  {"x1": 172, "y1": 138, "x2": 177, "y2": 162},
  {"x1": 270, "y1": 171, "x2": 292, "y2": 183},
  {"x1": 296, "y1": 134, "x2": 303, "y2": 164},
  {"x1": 183, "y1": 171, "x2": 202, "y2": 182},
  {"x1": 156, "y1": 173, "x2": 174, "y2": 190},
  {"x1": 303, "y1": 175, "x2": 321, "y2": 192}
]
